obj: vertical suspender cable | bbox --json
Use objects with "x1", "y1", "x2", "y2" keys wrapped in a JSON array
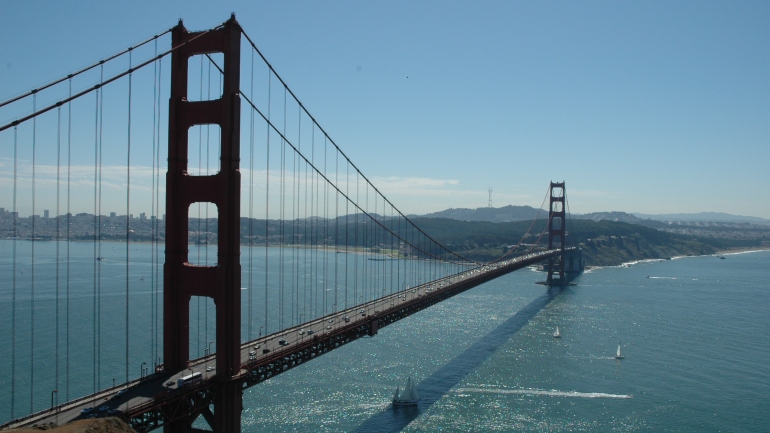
[
  {"x1": 30, "y1": 93, "x2": 37, "y2": 413},
  {"x1": 354, "y1": 170, "x2": 358, "y2": 307},
  {"x1": 196, "y1": 57, "x2": 203, "y2": 354},
  {"x1": 248, "y1": 48, "x2": 255, "y2": 341},
  {"x1": 11, "y1": 126, "x2": 17, "y2": 419},
  {"x1": 207, "y1": 62, "x2": 219, "y2": 346},
  {"x1": 345, "y1": 160, "x2": 349, "y2": 309},
  {"x1": 154, "y1": 56, "x2": 163, "y2": 367},
  {"x1": 311, "y1": 126, "x2": 316, "y2": 318},
  {"x1": 332, "y1": 152, "x2": 340, "y2": 313},
  {"x1": 96, "y1": 62, "x2": 106, "y2": 393},
  {"x1": 97, "y1": 64, "x2": 105, "y2": 392},
  {"x1": 66, "y1": 78, "x2": 72, "y2": 400},
  {"x1": 205, "y1": 58, "x2": 213, "y2": 354},
  {"x1": 303, "y1": 125, "x2": 309, "y2": 323},
  {"x1": 92, "y1": 81, "x2": 99, "y2": 398},
  {"x1": 196, "y1": 55, "x2": 203, "y2": 356},
  {"x1": 373, "y1": 186, "x2": 377, "y2": 298},
  {"x1": 264, "y1": 72, "x2": 271, "y2": 335},
  {"x1": 362, "y1": 181, "x2": 367, "y2": 303},
  {"x1": 55, "y1": 104, "x2": 61, "y2": 406},
  {"x1": 293, "y1": 106, "x2": 300, "y2": 326},
  {"x1": 364, "y1": 182, "x2": 369, "y2": 303},
  {"x1": 389, "y1": 205, "x2": 393, "y2": 296},
  {"x1": 150, "y1": 39, "x2": 158, "y2": 368},
  {"x1": 397, "y1": 210, "x2": 401, "y2": 294},
  {"x1": 125, "y1": 49, "x2": 133, "y2": 384},
  {"x1": 323, "y1": 136, "x2": 328, "y2": 316},
  {"x1": 279, "y1": 87, "x2": 286, "y2": 330}
]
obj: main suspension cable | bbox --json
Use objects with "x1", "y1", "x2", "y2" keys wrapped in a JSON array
[
  {"x1": 240, "y1": 28, "x2": 470, "y2": 266},
  {"x1": 1, "y1": 27, "x2": 218, "y2": 133},
  {"x1": 240, "y1": 92, "x2": 479, "y2": 266},
  {"x1": 0, "y1": 29, "x2": 172, "y2": 109},
  {"x1": 491, "y1": 184, "x2": 552, "y2": 263}
]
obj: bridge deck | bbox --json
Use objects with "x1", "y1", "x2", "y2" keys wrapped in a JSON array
[{"x1": 2, "y1": 249, "x2": 569, "y2": 432}]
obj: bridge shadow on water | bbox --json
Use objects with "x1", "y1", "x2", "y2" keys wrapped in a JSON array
[{"x1": 352, "y1": 286, "x2": 563, "y2": 433}]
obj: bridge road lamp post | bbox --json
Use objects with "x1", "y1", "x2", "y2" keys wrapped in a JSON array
[
  {"x1": 205, "y1": 341, "x2": 213, "y2": 372},
  {"x1": 141, "y1": 362, "x2": 147, "y2": 379},
  {"x1": 299, "y1": 314, "x2": 304, "y2": 341},
  {"x1": 51, "y1": 389, "x2": 58, "y2": 424}
]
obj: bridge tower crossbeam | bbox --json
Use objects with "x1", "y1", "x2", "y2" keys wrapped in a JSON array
[{"x1": 164, "y1": 15, "x2": 242, "y2": 433}]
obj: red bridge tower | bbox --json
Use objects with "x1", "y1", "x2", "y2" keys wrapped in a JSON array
[
  {"x1": 546, "y1": 182, "x2": 566, "y2": 286},
  {"x1": 163, "y1": 15, "x2": 243, "y2": 433}
]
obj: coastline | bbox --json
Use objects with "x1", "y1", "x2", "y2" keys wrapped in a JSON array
[
  {"x1": 714, "y1": 246, "x2": 770, "y2": 256},
  {"x1": 583, "y1": 246, "x2": 770, "y2": 272}
]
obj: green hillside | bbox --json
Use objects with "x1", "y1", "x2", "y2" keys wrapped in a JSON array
[{"x1": 408, "y1": 218, "x2": 762, "y2": 266}]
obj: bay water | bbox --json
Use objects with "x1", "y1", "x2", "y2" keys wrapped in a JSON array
[
  {"x1": 241, "y1": 250, "x2": 770, "y2": 432},
  {"x1": 1, "y1": 240, "x2": 768, "y2": 431}
]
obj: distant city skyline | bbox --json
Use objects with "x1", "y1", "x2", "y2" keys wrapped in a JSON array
[
  {"x1": 0, "y1": 207, "x2": 157, "y2": 220},
  {"x1": 2, "y1": 1, "x2": 769, "y2": 219}
]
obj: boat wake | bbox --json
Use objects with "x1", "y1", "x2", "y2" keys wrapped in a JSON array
[
  {"x1": 646, "y1": 276, "x2": 698, "y2": 281},
  {"x1": 455, "y1": 387, "x2": 632, "y2": 399}
]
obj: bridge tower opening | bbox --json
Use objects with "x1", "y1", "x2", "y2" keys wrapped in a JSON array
[
  {"x1": 164, "y1": 15, "x2": 242, "y2": 433},
  {"x1": 546, "y1": 181, "x2": 567, "y2": 286}
]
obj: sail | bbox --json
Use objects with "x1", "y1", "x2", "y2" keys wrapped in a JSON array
[
  {"x1": 393, "y1": 376, "x2": 419, "y2": 404},
  {"x1": 408, "y1": 383, "x2": 419, "y2": 401},
  {"x1": 403, "y1": 377, "x2": 419, "y2": 401},
  {"x1": 617, "y1": 344, "x2": 622, "y2": 358}
]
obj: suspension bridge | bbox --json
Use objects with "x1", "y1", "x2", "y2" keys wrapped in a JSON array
[{"x1": 0, "y1": 16, "x2": 582, "y2": 432}]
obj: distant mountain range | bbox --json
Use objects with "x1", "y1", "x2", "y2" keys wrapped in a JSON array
[
  {"x1": 574, "y1": 211, "x2": 646, "y2": 224},
  {"x1": 418, "y1": 207, "x2": 770, "y2": 226},
  {"x1": 421, "y1": 205, "x2": 542, "y2": 222},
  {"x1": 632, "y1": 212, "x2": 770, "y2": 225}
]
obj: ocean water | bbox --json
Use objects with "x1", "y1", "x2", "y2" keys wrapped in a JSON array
[
  {"x1": 239, "y1": 251, "x2": 770, "y2": 432},
  {"x1": 1, "y1": 242, "x2": 769, "y2": 432}
]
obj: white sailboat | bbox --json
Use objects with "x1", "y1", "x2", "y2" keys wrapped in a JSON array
[
  {"x1": 392, "y1": 376, "x2": 419, "y2": 406},
  {"x1": 553, "y1": 326, "x2": 561, "y2": 338},
  {"x1": 615, "y1": 344, "x2": 624, "y2": 359}
]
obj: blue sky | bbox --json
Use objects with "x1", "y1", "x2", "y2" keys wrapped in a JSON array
[{"x1": 1, "y1": 1, "x2": 769, "y2": 219}]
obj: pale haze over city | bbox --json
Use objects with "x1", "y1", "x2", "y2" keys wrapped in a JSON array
[{"x1": 1, "y1": 1, "x2": 768, "y2": 219}]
